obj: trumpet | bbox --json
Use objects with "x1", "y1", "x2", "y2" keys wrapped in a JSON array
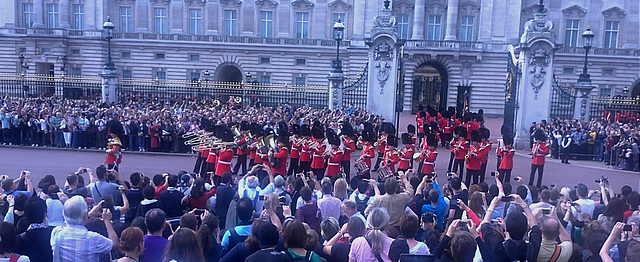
[
  {"x1": 234, "y1": 96, "x2": 242, "y2": 104},
  {"x1": 213, "y1": 99, "x2": 221, "y2": 106}
]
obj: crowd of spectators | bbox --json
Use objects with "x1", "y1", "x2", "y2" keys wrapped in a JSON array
[
  {"x1": 0, "y1": 97, "x2": 382, "y2": 153},
  {"x1": 0, "y1": 158, "x2": 639, "y2": 262},
  {"x1": 530, "y1": 116, "x2": 639, "y2": 172}
]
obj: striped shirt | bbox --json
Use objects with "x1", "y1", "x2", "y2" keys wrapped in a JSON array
[{"x1": 51, "y1": 224, "x2": 113, "y2": 262}]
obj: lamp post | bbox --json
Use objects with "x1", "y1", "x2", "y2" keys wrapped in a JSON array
[
  {"x1": 332, "y1": 17, "x2": 345, "y2": 73},
  {"x1": 203, "y1": 70, "x2": 210, "y2": 82},
  {"x1": 61, "y1": 55, "x2": 67, "y2": 74},
  {"x1": 578, "y1": 26, "x2": 595, "y2": 83},
  {"x1": 18, "y1": 53, "x2": 29, "y2": 72},
  {"x1": 102, "y1": 17, "x2": 116, "y2": 71}
]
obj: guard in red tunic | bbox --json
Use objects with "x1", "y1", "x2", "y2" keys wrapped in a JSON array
[
  {"x1": 382, "y1": 135, "x2": 400, "y2": 174},
  {"x1": 449, "y1": 126, "x2": 468, "y2": 177},
  {"x1": 271, "y1": 131, "x2": 289, "y2": 176},
  {"x1": 215, "y1": 128, "x2": 235, "y2": 186},
  {"x1": 193, "y1": 118, "x2": 212, "y2": 174},
  {"x1": 205, "y1": 125, "x2": 224, "y2": 175},
  {"x1": 465, "y1": 129, "x2": 483, "y2": 186},
  {"x1": 374, "y1": 122, "x2": 394, "y2": 170},
  {"x1": 419, "y1": 134, "x2": 439, "y2": 176},
  {"x1": 497, "y1": 134, "x2": 515, "y2": 182},
  {"x1": 249, "y1": 125, "x2": 263, "y2": 167},
  {"x1": 257, "y1": 128, "x2": 275, "y2": 171},
  {"x1": 530, "y1": 129, "x2": 549, "y2": 188},
  {"x1": 441, "y1": 108, "x2": 454, "y2": 149},
  {"x1": 287, "y1": 124, "x2": 301, "y2": 176},
  {"x1": 357, "y1": 129, "x2": 376, "y2": 178},
  {"x1": 105, "y1": 119, "x2": 124, "y2": 171},
  {"x1": 407, "y1": 124, "x2": 417, "y2": 145},
  {"x1": 325, "y1": 132, "x2": 344, "y2": 181},
  {"x1": 478, "y1": 127, "x2": 492, "y2": 183},
  {"x1": 398, "y1": 133, "x2": 415, "y2": 173},
  {"x1": 310, "y1": 126, "x2": 326, "y2": 180},
  {"x1": 232, "y1": 121, "x2": 250, "y2": 175},
  {"x1": 299, "y1": 125, "x2": 313, "y2": 173},
  {"x1": 340, "y1": 123, "x2": 355, "y2": 180},
  {"x1": 416, "y1": 111, "x2": 425, "y2": 141}
]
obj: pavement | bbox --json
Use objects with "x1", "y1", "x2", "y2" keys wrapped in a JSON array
[{"x1": 0, "y1": 113, "x2": 637, "y2": 192}]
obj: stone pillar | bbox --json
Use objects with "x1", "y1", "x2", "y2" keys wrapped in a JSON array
[
  {"x1": 101, "y1": 69, "x2": 118, "y2": 103},
  {"x1": 1, "y1": 0, "x2": 16, "y2": 27},
  {"x1": 170, "y1": 0, "x2": 183, "y2": 34},
  {"x1": 33, "y1": 0, "x2": 44, "y2": 28},
  {"x1": 411, "y1": 0, "x2": 425, "y2": 40},
  {"x1": 443, "y1": 0, "x2": 458, "y2": 41},
  {"x1": 85, "y1": 0, "x2": 96, "y2": 30},
  {"x1": 59, "y1": 0, "x2": 71, "y2": 29},
  {"x1": 328, "y1": 72, "x2": 345, "y2": 110},
  {"x1": 241, "y1": 0, "x2": 255, "y2": 36},
  {"x1": 277, "y1": 0, "x2": 291, "y2": 38},
  {"x1": 351, "y1": 0, "x2": 365, "y2": 40},
  {"x1": 135, "y1": 0, "x2": 149, "y2": 33},
  {"x1": 477, "y1": 0, "x2": 493, "y2": 41},
  {"x1": 513, "y1": 9, "x2": 558, "y2": 149},
  {"x1": 573, "y1": 83, "x2": 596, "y2": 122},
  {"x1": 365, "y1": 3, "x2": 401, "y2": 123}
]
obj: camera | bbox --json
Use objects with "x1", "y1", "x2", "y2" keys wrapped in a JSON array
[
  {"x1": 542, "y1": 208, "x2": 551, "y2": 215},
  {"x1": 457, "y1": 221, "x2": 469, "y2": 231},
  {"x1": 595, "y1": 176, "x2": 608, "y2": 184},
  {"x1": 501, "y1": 196, "x2": 514, "y2": 202},
  {"x1": 490, "y1": 171, "x2": 496, "y2": 177},
  {"x1": 82, "y1": 168, "x2": 88, "y2": 173},
  {"x1": 624, "y1": 225, "x2": 632, "y2": 231},
  {"x1": 101, "y1": 201, "x2": 108, "y2": 209}
]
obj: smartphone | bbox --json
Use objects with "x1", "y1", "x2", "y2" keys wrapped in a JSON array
[
  {"x1": 101, "y1": 202, "x2": 108, "y2": 209},
  {"x1": 513, "y1": 177, "x2": 520, "y2": 181},
  {"x1": 194, "y1": 209, "x2": 205, "y2": 216},
  {"x1": 490, "y1": 171, "x2": 496, "y2": 177},
  {"x1": 570, "y1": 202, "x2": 577, "y2": 206},
  {"x1": 624, "y1": 225, "x2": 632, "y2": 231},
  {"x1": 542, "y1": 208, "x2": 551, "y2": 215},
  {"x1": 82, "y1": 168, "x2": 88, "y2": 173},
  {"x1": 259, "y1": 195, "x2": 265, "y2": 201},
  {"x1": 550, "y1": 184, "x2": 556, "y2": 188},
  {"x1": 501, "y1": 196, "x2": 514, "y2": 202}
]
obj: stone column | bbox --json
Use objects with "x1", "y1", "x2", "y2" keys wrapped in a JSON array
[
  {"x1": 411, "y1": 0, "x2": 425, "y2": 40},
  {"x1": 477, "y1": 0, "x2": 493, "y2": 41},
  {"x1": 241, "y1": 0, "x2": 255, "y2": 36},
  {"x1": 573, "y1": 83, "x2": 596, "y2": 122},
  {"x1": 443, "y1": 0, "x2": 458, "y2": 41},
  {"x1": 170, "y1": 0, "x2": 183, "y2": 33},
  {"x1": 328, "y1": 71, "x2": 345, "y2": 110},
  {"x1": 1, "y1": 0, "x2": 16, "y2": 27},
  {"x1": 101, "y1": 68, "x2": 119, "y2": 103},
  {"x1": 33, "y1": 0, "x2": 44, "y2": 28},
  {"x1": 277, "y1": 0, "x2": 290, "y2": 38},
  {"x1": 59, "y1": 0, "x2": 71, "y2": 29},
  {"x1": 135, "y1": 0, "x2": 149, "y2": 33},
  {"x1": 351, "y1": 0, "x2": 365, "y2": 40}
]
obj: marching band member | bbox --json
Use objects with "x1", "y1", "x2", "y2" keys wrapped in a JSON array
[
  {"x1": 465, "y1": 129, "x2": 483, "y2": 186},
  {"x1": 449, "y1": 126, "x2": 468, "y2": 177},
  {"x1": 497, "y1": 135, "x2": 515, "y2": 182},
  {"x1": 215, "y1": 128, "x2": 235, "y2": 186},
  {"x1": 204, "y1": 125, "x2": 223, "y2": 175},
  {"x1": 420, "y1": 134, "x2": 438, "y2": 176},
  {"x1": 249, "y1": 124, "x2": 262, "y2": 168},
  {"x1": 325, "y1": 132, "x2": 344, "y2": 181},
  {"x1": 310, "y1": 126, "x2": 326, "y2": 180},
  {"x1": 478, "y1": 127, "x2": 492, "y2": 183},
  {"x1": 357, "y1": 129, "x2": 376, "y2": 178},
  {"x1": 382, "y1": 134, "x2": 400, "y2": 174},
  {"x1": 232, "y1": 121, "x2": 250, "y2": 176},
  {"x1": 105, "y1": 119, "x2": 124, "y2": 171},
  {"x1": 440, "y1": 108, "x2": 454, "y2": 149},
  {"x1": 271, "y1": 131, "x2": 290, "y2": 176},
  {"x1": 299, "y1": 125, "x2": 313, "y2": 173},
  {"x1": 340, "y1": 123, "x2": 355, "y2": 180},
  {"x1": 530, "y1": 129, "x2": 549, "y2": 188},
  {"x1": 193, "y1": 118, "x2": 211, "y2": 174},
  {"x1": 257, "y1": 128, "x2": 275, "y2": 171},
  {"x1": 374, "y1": 123, "x2": 393, "y2": 170},
  {"x1": 398, "y1": 133, "x2": 415, "y2": 173},
  {"x1": 287, "y1": 124, "x2": 302, "y2": 176},
  {"x1": 407, "y1": 124, "x2": 417, "y2": 145},
  {"x1": 495, "y1": 125, "x2": 511, "y2": 170},
  {"x1": 416, "y1": 111, "x2": 425, "y2": 141}
]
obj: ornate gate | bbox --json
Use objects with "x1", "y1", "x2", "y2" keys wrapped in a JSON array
[
  {"x1": 549, "y1": 75, "x2": 576, "y2": 120},
  {"x1": 503, "y1": 48, "x2": 520, "y2": 134},
  {"x1": 343, "y1": 61, "x2": 369, "y2": 109},
  {"x1": 412, "y1": 75, "x2": 445, "y2": 114}
]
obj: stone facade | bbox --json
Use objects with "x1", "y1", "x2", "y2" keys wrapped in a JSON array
[{"x1": 1, "y1": 0, "x2": 639, "y2": 116}]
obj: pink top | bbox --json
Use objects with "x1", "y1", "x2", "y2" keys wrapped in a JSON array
[{"x1": 349, "y1": 235, "x2": 393, "y2": 262}]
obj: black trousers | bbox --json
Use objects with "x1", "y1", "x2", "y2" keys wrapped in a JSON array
[
  {"x1": 465, "y1": 168, "x2": 481, "y2": 186},
  {"x1": 496, "y1": 156, "x2": 502, "y2": 170},
  {"x1": 479, "y1": 163, "x2": 487, "y2": 183},
  {"x1": 288, "y1": 158, "x2": 300, "y2": 176},
  {"x1": 202, "y1": 162, "x2": 214, "y2": 177},
  {"x1": 442, "y1": 133, "x2": 453, "y2": 148},
  {"x1": 233, "y1": 154, "x2": 248, "y2": 175},
  {"x1": 374, "y1": 153, "x2": 384, "y2": 170},
  {"x1": 447, "y1": 152, "x2": 455, "y2": 172},
  {"x1": 312, "y1": 168, "x2": 325, "y2": 181},
  {"x1": 452, "y1": 159, "x2": 465, "y2": 177},
  {"x1": 299, "y1": 161, "x2": 311, "y2": 173},
  {"x1": 561, "y1": 147, "x2": 571, "y2": 163},
  {"x1": 248, "y1": 158, "x2": 255, "y2": 168},
  {"x1": 529, "y1": 164, "x2": 544, "y2": 188},
  {"x1": 193, "y1": 156, "x2": 205, "y2": 174},
  {"x1": 341, "y1": 160, "x2": 351, "y2": 181},
  {"x1": 498, "y1": 168, "x2": 512, "y2": 183}
]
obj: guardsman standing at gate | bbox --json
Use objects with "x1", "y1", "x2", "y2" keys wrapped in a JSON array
[{"x1": 530, "y1": 129, "x2": 549, "y2": 188}]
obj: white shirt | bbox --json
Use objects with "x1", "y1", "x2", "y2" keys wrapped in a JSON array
[{"x1": 573, "y1": 198, "x2": 596, "y2": 219}]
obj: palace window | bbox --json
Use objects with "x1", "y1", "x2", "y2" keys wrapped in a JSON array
[
  {"x1": 122, "y1": 69, "x2": 132, "y2": 79},
  {"x1": 154, "y1": 8, "x2": 167, "y2": 33},
  {"x1": 120, "y1": 7, "x2": 132, "y2": 32},
  {"x1": 224, "y1": 10, "x2": 237, "y2": 36},
  {"x1": 295, "y1": 76, "x2": 306, "y2": 85},
  {"x1": 296, "y1": 12, "x2": 309, "y2": 39},
  {"x1": 396, "y1": 14, "x2": 409, "y2": 40},
  {"x1": 260, "y1": 75, "x2": 271, "y2": 84},
  {"x1": 73, "y1": 4, "x2": 84, "y2": 29},
  {"x1": 23, "y1": 4, "x2": 34, "y2": 28},
  {"x1": 47, "y1": 4, "x2": 59, "y2": 28},
  {"x1": 260, "y1": 11, "x2": 273, "y2": 37},
  {"x1": 427, "y1": 15, "x2": 442, "y2": 40},
  {"x1": 189, "y1": 9, "x2": 203, "y2": 35},
  {"x1": 564, "y1": 19, "x2": 580, "y2": 47},
  {"x1": 604, "y1": 21, "x2": 619, "y2": 48},
  {"x1": 460, "y1": 16, "x2": 474, "y2": 41}
]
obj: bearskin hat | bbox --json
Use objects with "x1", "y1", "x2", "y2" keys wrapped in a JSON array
[
  {"x1": 381, "y1": 122, "x2": 396, "y2": 135},
  {"x1": 301, "y1": 124, "x2": 312, "y2": 137},
  {"x1": 240, "y1": 121, "x2": 250, "y2": 131},
  {"x1": 278, "y1": 121, "x2": 288, "y2": 133},
  {"x1": 456, "y1": 126, "x2": 468, "y2": 138},
  {"x1": 448, "y1": 107, "x2": 456, "y2": 118},
  {"x1": 291, "y1": 124, "x2": 301, "y2": 136},
  {"x1": 214, "y1": 125, "x2": 225, "y2": 139},
  {"x1": 363, "y1": 122, "x2": 374, "y2": 132},
  {"x1": 325, "y1": 128, "x2": 337, "y2": 138},
  {"x1": 107, "y1": 119, "x2": 124, "y2": 137},
  {"x1": 327, "y1": 133, "x2": 340, "y2": 146},
  {"x1": 264, "y1": 128, "x2": 275, "y2": 138},
  {"x1": 471, "y1": 129, "x2": 482, "y2": 143},
  {"x1": 341, "y1": 123, "x2": 354, "y2": 138},
  {"x1": 313, "y1": 120, "x2": 323, "y2": 130},
  {"x1": 417, "y1": 111, "x2": 426, "y2": 118},
  {"x1": 362, "y1": 129, "x2": 375, "y2": 143},
  {"x1": 401, "y1": 133, "x2": 413, "y2": 145},
  {"x1": 503, "y1": 135, "x2": 514, "y2": 146},
  {"x1": 534, "y1": 129, "x2": 547, "y2": 141},
  {"x1": 221, "y1": 128, "x2": 234, "y2": 142},
  {"x1": 277, "y1": 129, "x2": 290, "y2": 147},
  {"x1": 407, "y1": 124, "x2": 416, "y2": 134},
  {"x1": 501, "y1": 125, "x2": 512, "y2": 136},
  {"x1": 387, "y1": 134, "x2": 398, "y2": 147},
  {"x1": 479, "y1": 127, "x2": 490, "y2": 140},
  {"x1": 427, "y1": 134, "x2": 438, "y2": 147},
  {"x1": 200, "y1": 118, "x2": 214, "y2": 132},
  {"x1": 312, "y1": 126, "x2": 325, "y2": 139}
]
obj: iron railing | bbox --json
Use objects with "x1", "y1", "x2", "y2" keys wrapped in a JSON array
[
  {"x1": 343, "y1": 61, "x2": 369, "y2": 109},
  {"x1": 549, "y1": 75, "x2": 576, "y2": 120},
  {"x1": 0, "y1": 73, "x2": 102, "y2": 99}
]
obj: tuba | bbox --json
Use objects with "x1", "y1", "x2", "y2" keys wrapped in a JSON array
[{"x1": 213, "y1": 99, "x2": 221, "y2": 106}]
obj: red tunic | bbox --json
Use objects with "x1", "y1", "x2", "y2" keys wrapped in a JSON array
[
  {"x1": 215, "y1": 147, "x2": 234, "y2": 176},
  {"x1": 382, "y1": 148, "x2": 400, "y2": 173},
  {"x1": 360, "y1": 144, "x2": 375, "y2": 167},
  {"x1": 531, "y1": 142, "x2": 549, "y2": 165},
  {"x1": 199, "y1": 142, "x2": 209, "y2": 158},
  {"x1": 466, "y1": 144, "x2": 482, "y2": 170},
  {"x1": 235, "y1": 135, "x2": 249, "y2": 155},
  {"x1": 498, "y1": 147, "x2": 515, "y2": 169},
  {"x1": 442, "y1": 119, "x2": 452, "y2": 134},
  {"x1": 398, "y1": 145, "x2": 415, "y2": 169},
  {"x1": 300, "y1": 137, "x2": 312, "y2": 162},
  {"x1": 311, "y1": 141, "x2": 326, "y2": 169},
  {"x1": 206, "y1": 148, "x2": 219, "y2": 165},
  {"x1": 341, "y1": 138, "x2": 355, "y2": 161},
  {"x1": 420, "y1": 149, "x2": 438, "y2": 174},
  {"x1": 150, "y1": 125, "x2": 161, "y2": 148},
  {"x1": 325, "y1": 148, "x2": 344, "y2": 176},
  {"x1": 377, "y1": 134, "x2": 388, "y2": 153},
  {"x1": 416, "y1": 118, "x2": 424, "y2": 134},
  {"x1": 290, "y1": 136, "x2": 301, "y2": 159},
  {"x1": 453, "y1": 139, "x2": 468, "y2": 160},
  {"x1": 105, "y1": 144, "x2": 122, "y2": 165},
  {"x1": 271, "y1": 146, "x2": 289, "y2": 175},
  {"x1": 479, "y1": 141, "x2": 492, "y2": 164}
]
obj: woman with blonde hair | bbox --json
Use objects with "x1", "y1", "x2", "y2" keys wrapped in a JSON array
[
  {"x1": 348, "y1": 207, "x2": 393, "y2": 262},
  {"x1": 333, "y1": 178, "x2": 349, "y2": 201}
]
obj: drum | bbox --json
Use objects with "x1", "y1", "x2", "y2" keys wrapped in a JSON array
[
  {"x1": 377, "y1": 166, "x2": 393, "y2": 182},
  {"x1": 354, "y1": 159, "x2": 370, "y2": 175}
]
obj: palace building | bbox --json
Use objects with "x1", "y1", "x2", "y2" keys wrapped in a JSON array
[{"x1": 0, "y1": 0, "x2": 639, "y2": 116}]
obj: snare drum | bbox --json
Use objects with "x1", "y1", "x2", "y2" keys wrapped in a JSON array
[
  {"x1": 377, "y1": 166, "x2": 393, "y2": 182},
  {"x1": 354, "y1": 159, "x2": 370, "y2": 175}
]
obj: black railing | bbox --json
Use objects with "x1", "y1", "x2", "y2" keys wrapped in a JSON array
[
  {"x1": 0, "y1": 74, "x2": 101, "y2": 99},
  {"x1": 549, "y1": 75, "x2": 576, "y2": 120},
  {"x1": 343, "y1": 61, "x2": 369, "y2": 109}
]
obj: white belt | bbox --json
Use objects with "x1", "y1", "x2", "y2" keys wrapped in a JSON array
[
  {"x1": 218, "y1": 160, "x2": 231, "y2": 165},
  {"x1": 423, "y1": 162, "x2": 435, "y2": 165},
  {"x1": 328, "y1": 163, "x2": 340, "y2": 166},
  {"x1": 400, "y1": 157, "x2": 411, "y2": 161},
  {"x1": 313, "y1": 154, "x2": 322, "y2": 157},
  {"x1": 302, "y1": 150, "x2": 310, "y2": 153}
]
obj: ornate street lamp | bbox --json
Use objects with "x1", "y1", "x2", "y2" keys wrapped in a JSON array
[
  {"x1": 61, "y1": 55, "x2": 68, "y2": 74},
  {"x1": 203, "y1": 70, "x2": 210, "y2": 82},
  {"x1": 623, "y1": 86, "x2": 629, "y2": 95},
  {"x1": 18, "y1": 53, "x2": 29, "y2": 71},
  {"x1": 332, "y1": 17, "x2": 345, "y2": 73},
  {"x1": 102, "y1": 17, "x2": 116, "y2": 71},
  {"x1": 578, "y1": 26, "x2": 595, "y2": 83}
]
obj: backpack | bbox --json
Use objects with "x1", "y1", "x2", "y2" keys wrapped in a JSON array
[
  {"x1": 227, "y1": 227, "x2": 249, "y2": 251},
  {"x1": 285, "y1": 249, "x2": 314, "y2": 261},
  {"x1": 355, "y1": 195, "x2": 370, "y2": 215}
]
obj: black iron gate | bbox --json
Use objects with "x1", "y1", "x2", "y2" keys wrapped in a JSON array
[
  {"x1": 503, "y1": 49, "x2": 520, "y2": 134},
  {"x1": 549, "y1": 75, "x2": 576, "y2": 120},
  {"x1": 412, "y1": 76, "x2": 446, "y2": 114}
]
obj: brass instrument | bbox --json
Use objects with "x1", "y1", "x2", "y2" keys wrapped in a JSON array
[
  {"x1": 412, "y1": 152, "x2": 423, "y2": 161},
  {"x1": 234, "y1": 96, "x2": 242, "y2": 104},
  {"x1": 231, "y1": 125, "x2": 241, "y2": 138},
  {"x1": 213, "y1": 99, "x2": 221, "y2": 106}
]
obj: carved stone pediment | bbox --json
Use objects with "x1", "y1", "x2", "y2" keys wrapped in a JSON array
[
  {"x1": 292, "y1": 0, "x2": 314, "y2": 10},
  {"x1": 562, "y1": 5, "x2": 587, "y2": 17},
  {"x1": 115, "y1": 0, "x2": 137, "y2": 4},
  {"x1": 459, "y1": 1, "x2": 480, "y2": 16},
  {"x1": 522, "y1": 4, "x2": 546, "y2": 16},
  {"x1": 328, "y1": 0, "x2": 350, "y2": 11},
  {"x1": 393, "y1": 0, "x2": 413, "y2": 14},
  {"x1": 220, "y1": 0, "x2": 242, "y2": 8},
  {"x1": 426, "y1": 0, "x2": 445, "y2": 15},
  {"x1": 255, "y1": 0, "x2": 277, "y2": 8},
  {"x1": 602, "y1": 6, "x2": 626, "y2": 20}
]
